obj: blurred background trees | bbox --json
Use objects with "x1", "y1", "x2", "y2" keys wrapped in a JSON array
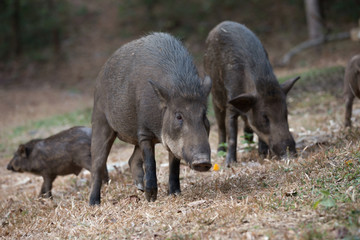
[
  {"x1": 0, "y1": 0, "x2": 69, "y2": 60},
  {"x1": 0, "y1": 0, "x2": 358, "y2": 61},
  {"x1": 0, "y1": 0, "x2": 358, "y2": 87}
]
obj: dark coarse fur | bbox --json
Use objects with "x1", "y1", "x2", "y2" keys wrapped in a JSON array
[
  {"x1": 90, "y1": 32, "x2": 212, "y2": 205},
  {"x1": 204, "y1": 21, "x2": 299, "y2": 166},
  {"x1": 7, "y1": 126, "x2": 108, "y2": 198},
  {"x1": 344, "y1": 54, "x2": 360, "y2": 127}
]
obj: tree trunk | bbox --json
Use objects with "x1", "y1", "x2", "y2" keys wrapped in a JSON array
[
  {"x1": 12, "y1": 0, "x2": 22, "y2": 57},
  {"x1": 47, "y1": 0, "x2": 61, "y2": 55},
  {"x1": 304, "y1": 0, "x2": 324, "y2": 40}
]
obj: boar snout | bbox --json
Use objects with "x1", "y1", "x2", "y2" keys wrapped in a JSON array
[
  {"x1": 271, "y1": 138, "x2": 297, "y2": 158},
  {"x1": 190, "y1": 154, "x2": 212, "y2": 172},
  {"x1": 7, "y1": 163, "x2": 14, "y2": 171}
]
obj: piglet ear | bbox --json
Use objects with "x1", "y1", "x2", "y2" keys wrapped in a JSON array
[
  {"x1": 202, "y1": 76, "x2": 212, "y2": 97},
  {"x1": 228, "y1": 94, "x2": 257, "y2": 113},
  {"x1": 25, "y1": 147, "x2": 32, "y2": 157},
  {"x1": 18, "y1": 144, "x2": 32, "y2": 158},
  {"x1": 281, "y1": 76, "x2": 300, "y2": 95},
  {"x1": 149, "y1": 80, "x2": 170, "y2": 107},
  {"x1": 18, "y1": 144, "x2": 27, "y2": 157}
]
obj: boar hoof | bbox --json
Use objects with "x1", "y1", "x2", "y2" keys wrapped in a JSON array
[
  {"x1": 225, "y1": 161, "x2": 235, "y2": 168},
  {"x1": 145, "y1": 187, "x2": 158, "y2": 202},
  {"x1": 89, "y1": 195, "x2": 101, "y2": 206},
  {"x1": 168, "y1": 189, "x2": 181, "y2": 196},
  {"x1": 39, "y1": 192, "x2": 52, "y2": 199},
  {"x1": 135, "y1": 181, "x2": 144, "y2": 192},
  {"x1": 225, "y1": 155, "x2": 237, "y2": 168},
  {"x1": 344, "y1": 120, "x2": 351, "y2": 128}
]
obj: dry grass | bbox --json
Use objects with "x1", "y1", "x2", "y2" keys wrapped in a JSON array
[
  {"x1": 1, "y1": 64, "x2": 360, "y2": 238},
  {"x1": 1, "y1": 93, "x2": 360, "y2": 239}
]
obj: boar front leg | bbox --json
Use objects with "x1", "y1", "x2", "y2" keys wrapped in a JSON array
[
  {"x1": 225, "y1": 108, "x2": 239, "y2": 167},
  {"x1": 140, "y1": 139, "x2": 157, "y2": 202},
  {"x1": 212, "y1": 98, "x2": 227, "y2": 152},
  {"x1": 128, "y1": 146, "x2": 144, "y2": 191},
  {"x1": 168, "y1": 152, "x2": 181, "y2": 195},
  {"x1": 89, "y1": 110, "x2": 116, "y2": 205},
  {"x1": 345, "y1": 92, "x2": 355, "y2": 127},
  {"x1": 258, "y1": 139, "x2": 269, "y2": 157},
  {"x1": 40, "y1": 175, "x2": 56, "y2": 198}
]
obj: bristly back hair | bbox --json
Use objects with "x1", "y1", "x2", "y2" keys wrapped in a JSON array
[{"x1": 142, "y1": 32, "x2": 206, "y2": 99}]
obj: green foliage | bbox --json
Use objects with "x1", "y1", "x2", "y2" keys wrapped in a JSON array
[
  {"x1": 117, "y1": 0, "x2": 284, "y2": 40},
  {"x1": 313, "y1": 190, "x2": 336, "y2": 209},
  {"x1": 324, "y1": 0, "x2": 360, "y2": 22},
  {"x1": 217, "y1": 142, "x2": 228, "y2": 157},
  {"x1": 240, "y1": 132, "x2": 255, "y2": 152},
  {"x1": 0, "y1": 0, "x2": 70, "y2": 60}
]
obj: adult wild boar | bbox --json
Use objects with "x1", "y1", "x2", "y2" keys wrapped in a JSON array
[
  {"x1": 90, "y1": 32, "x2": 212, "y2": 205},
  {"x1": 344, "y1": 54, "x2": 360, "y2": 127},
  {"x1": 204, "y1": 21, "x2": 299, "y2": 166},
  {"x1": 7, "y1": 126, "x2": 108, "y2": 198}
]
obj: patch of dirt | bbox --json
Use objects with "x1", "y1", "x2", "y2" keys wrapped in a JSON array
[{"x1": 0, "y1": 86, "x2": 93, "y2": 131}]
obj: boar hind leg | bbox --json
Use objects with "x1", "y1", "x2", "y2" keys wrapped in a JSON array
[
  {"x1": 226, "y1": 109, "x2": 239, "y2": 167},
  {"x1": 168, "y1": 152, "x2": 181, "y2": 195},
  {"x1": 79, "y1": 153, "x2": 108, "y2": 184},
  {"x1": 212, "y1": 99, "x2": 226, "y2": 152},
  {"x1": 128, "y1": 146, "x2": 144, "y2": 191},
  {"x1": 345, "y1": 93, "x2": 355, "y2": 127},
  {"x1": 139, "y1": 140, "x2": 157, "y2": 202},
  {"x1": 89, "y1": 110, "x2": 116, "y2": 205},
  {"x1": 40, "y1": 175, "x2": 56, "y2": 198}
]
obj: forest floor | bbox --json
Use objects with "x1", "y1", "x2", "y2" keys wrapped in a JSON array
[{"x1": 1, "y1": 55, "x2": 360, "y2": 239}]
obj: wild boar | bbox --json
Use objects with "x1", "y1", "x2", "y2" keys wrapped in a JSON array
[
  {"x1": 7, "y1": 126, "x2": 108, "y2": 198},
  {"x1": 344, "y1": 54, "x2": 360, "y2": 127},
  {"x1": 204, "y1": 21, "x2": 299, "y2": 166},
  {"x1": 90, "y1": 32, "x2": 212, "y2": 205}
]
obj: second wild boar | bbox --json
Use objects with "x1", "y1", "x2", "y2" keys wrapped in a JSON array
[
  {"x1": 89, "y1": 32, "x2": 212, "y2": 205},
  {"x1": 7, "y1": 126, "x2": 108, "y2": 198},
  {"x1": 344, "y1": 54, "x2": 360, "y2": 127},
  {"x1": 204, "y1": 21, "x2": 299, "y2": 166}
]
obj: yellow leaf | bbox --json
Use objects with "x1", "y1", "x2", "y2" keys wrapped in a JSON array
[
  {"x1": 213, "y1": 163, "x2": 220, "y2": 171},
  {"x1": 345, "y1": 159, "x2": 353, "y2": 165}
]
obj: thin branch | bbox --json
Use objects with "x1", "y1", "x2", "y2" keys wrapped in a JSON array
[{"x1": 278, "y1": 32, "x2": 350, "y2": 67}]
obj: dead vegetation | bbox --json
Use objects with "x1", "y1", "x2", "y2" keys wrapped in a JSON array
[{"x1": 1, "y1": 80, "x2": 360, "y2": 239}]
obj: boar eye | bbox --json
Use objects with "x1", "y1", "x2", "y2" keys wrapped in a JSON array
[
  {"x1": 263, "y1": 114, "x2": 270, "y2": 125},
  {"x1": 175, "y1": 113, "x2": 183, "y2": 121}
]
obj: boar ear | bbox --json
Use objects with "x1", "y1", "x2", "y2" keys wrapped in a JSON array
[
  {"x1": 149, "y1": 80, "x2": 170, "y2": 105},
  {"x1": 228, "y1": 94, "x2": 257, "y2": 113},
  {"x1": 202, "y1": 76, "x2": 212, "y2": 97},
  {"x1": 281, "y1": 76, "x2": 300, "y2": 95},
  {"x1": 19, "y1": 144, "x2": 32, "y2": 158}
]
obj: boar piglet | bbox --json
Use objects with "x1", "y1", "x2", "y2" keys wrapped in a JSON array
[
  {"x1": 344, "y1": 54, "x2": 360, "y2": 127},
  {"x1": 7, "y1": 126, "x2": 109, "y2": 198},
  {"x1": 204, "y1": 21, "x2": 299, "y2": 167},
  {"x1": 90, "y1": 32, "x2": 212, "y2": 205}
]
